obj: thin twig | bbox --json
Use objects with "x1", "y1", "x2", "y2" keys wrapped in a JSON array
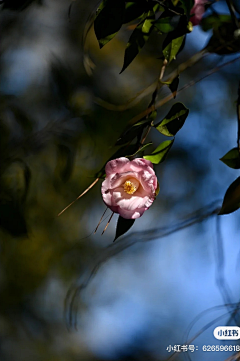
[
  {"x1": 128, "y1": 55, "x2": 240, "y2": 126},
  {"x1": 94, "y1": 207, "x2": 108, "y2": 234},
  {"x1": 139, "y1": 59, "x2": 168, "y2": 149},
  {"x1": 155, "y1": 0, "x2": 183, "y2": 16},
  {"x1": 58, "y1": 177, "x2": 99, "y2": 216},
  {"x1": 138, "y1": 59, "x2": 168, "y2": 147},
  {"x1": 101, "y1": 212, "x2": 114, "y2": 235},
  {"x1": 94, "y1": 49, "x2": 207, "y2": 111}
]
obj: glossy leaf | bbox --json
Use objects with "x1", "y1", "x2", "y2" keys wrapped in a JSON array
[
  {"x1": 220, "y1": 148, "x2": 240, "y2": 169},
  {"x1": 219, "y1": 177, "x2": 240, "y2": 215},
  {"x1": 179, "y1": 0, "x2": 194, "y2": 17},
  {"x1": 115, "y1": 122, "x2": 146, "y2": 145},
  {"x1": 94, "y1": 0, "x2": 125, "y2": 48},
  {"x1": 143, "y1": 139, "x2": 174, "y2": 164},
  {"x1": 120, "y1": 13, "x2": 154, "y2": 73},
  {"x1": 155, "y1": 102, "x2": 189, "y2": 136},
  {"x1": 113, "y1": 216, "x2": 135, "y2": 242},
  {"x1": 123, "y1": 1, "x2": 146, "y2": 24},
  {"x1": 163, "y1": 35, "x2": 185, "y2": 62},
  {"x1": 154, "y1": 13, "x2": 181, "y2": 34},
  {"x1": 169, "y1": 75, "x2": 179, "y2": 98}
]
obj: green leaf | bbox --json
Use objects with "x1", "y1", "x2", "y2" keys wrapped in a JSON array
[
  {"x1": 113, "y1": 216, "x2": 135, "y2": 242},
  {"x1": 179, "y1": 0, "x2": 194, "y2": 18},
  {"x1": 123, "y1": 1, "x2": 147, "y2": 24},
  {"x1": 94, "y1": 0, "x2": 125, "y2": 48},
  {"x1": 220, "y1": 148, "x2": 240, "y2": 169},
  {"x1": 126, "y1": 142, "x2": 152, "y2": 157},
  {"x1": 115, "y1": 122, "x2": 146, "y2": 145},
  {"x1": 169, "y1": 75, "x2": 179, "y2": 98},
  {"x1": 163, "y1": 35, "x2": 185, "y2": 62},
  {"x1": 162, "y1": 15, "x2": 188, "y2": 62},
  {"x1": 155, "y1": 102, "x2": 189, "y2": 136},
  {"x1": 219, "y1": 177, "x2": 240, "y2": 215},
  {"x1": 207, "y1": 21, "x2": 240, "y2": 55},
  {"x1": 143, "y1": 139, "x2": 174, "y2": 164},
  {"x1": 154, "y1": 12, "x2": 181, "y2": 34},
  {"x1": 201, "y1": 14, "x2": 231, "y2": 32},
  {"x1": 120, "y1": 13, "x2": 154, "y2": 73}
]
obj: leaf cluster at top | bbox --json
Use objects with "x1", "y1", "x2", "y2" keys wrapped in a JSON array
[{"x1": 94, "y1": 0, "x2": 195, "y2": 71}]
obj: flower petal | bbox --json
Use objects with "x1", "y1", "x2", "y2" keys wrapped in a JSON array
[
  {"x1": 112, "y1": 187, "x2": 153, "y2": 210},
  {"x1": 127, "y1": 158, "x2": 155, "y2": 175},
  {"x1": 105, "y1": 157, "x2": 130, "y2": 176},
  {"x1": 110, "y1": 172, "x2": 138, "y2": 189},
  {"x1": 190, "y1": 0, "x2": 207, "y2": 25},
  {"x1": 139, "y1": 170, "x2": 157, "y2": 192},
  {"x1": 101, "y1": 157, "x2": 158, "y2": 219},
  {"x1": 118, "y1": 207, "x2": 145, "y2": 219}
]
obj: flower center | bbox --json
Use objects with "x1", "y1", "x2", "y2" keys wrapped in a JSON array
[{"x1": 123, "y1": 178, "x2": 139, "y2": 195}]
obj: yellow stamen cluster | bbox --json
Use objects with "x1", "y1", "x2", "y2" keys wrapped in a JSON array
[{"x1": 123, "y1": 179, "x2": 139, "y2": 195}]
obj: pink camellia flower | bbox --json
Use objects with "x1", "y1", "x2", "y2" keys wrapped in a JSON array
[
  {"x1": 101, "y1": 157, "x2": 158, "y2": 219},
  {"x1": 190, "y1": 0, "x2": 207, "y2": 26}
]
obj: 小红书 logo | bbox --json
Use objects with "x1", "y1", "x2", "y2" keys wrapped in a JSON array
[{"x1": 214, "y1": 327, "x2": 240, "y2": 340}]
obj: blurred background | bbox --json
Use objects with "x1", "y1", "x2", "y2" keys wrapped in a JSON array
[{"x1": 0, "y1": 0, "x2": 240, "y2": 360}]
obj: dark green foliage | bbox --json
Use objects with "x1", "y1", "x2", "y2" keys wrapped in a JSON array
[
  {"x1": 116, "y1": 111, "x2": 157, "y2": 146},
  {"x1": 220, "y1": 148, "x2": 240, "y2": 169},
  {"x1": 179, "y1": 0, "x2": 194, "y2": 19},
  {"x1": 120, "y1": 13, "x2": 155, "y2": 73},
  {"x1": 163, "y1": 34, "x2": 185, "y2": 62},
  {"x1": 155, "y1": 102, "x2": 189, "y2": 136},
  {"x1": 162, "y1": 15, "x2": 188, "y2": 62},
  {"x1": 201, "y1": 14, "x2": 232, "y2": 32},
  {"x1": 123, "y1": 1, "x2": 147, "y2": 24},
  {"x1": 207, "y1": 21, "x2": 240, "y2": 55},
  {"x1": 94, "y1": 0, "x2": 125, "y2": 48},
  {"x1": 154, "y1": 11, "x2": 181, "y2": 34},
  {"x1": 115, "y1": 120, "x2": 147, "y2": 145},
  {"x1": 113, "y1": 216, "x2": 135, "y2": 242},
  {"x1": 219, "y1": 177, "x2": 240, "y2": 215},
  {"x1": 144, "y1": 139, "x2": 174, "y2": 164},
  {"x1": 93, "y1": 0, "x2": 193, "y2": 69},
  {"x1": 169, "y1": 75, "x2": 179, "y2": 98},
  {"x1": 126, "y1": 142, "x2": 152, "y2": 157}
]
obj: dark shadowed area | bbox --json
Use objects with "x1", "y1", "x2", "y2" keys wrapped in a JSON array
[{"x1": 0, "y1": 1, "x2": 240, "y2": 361}]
